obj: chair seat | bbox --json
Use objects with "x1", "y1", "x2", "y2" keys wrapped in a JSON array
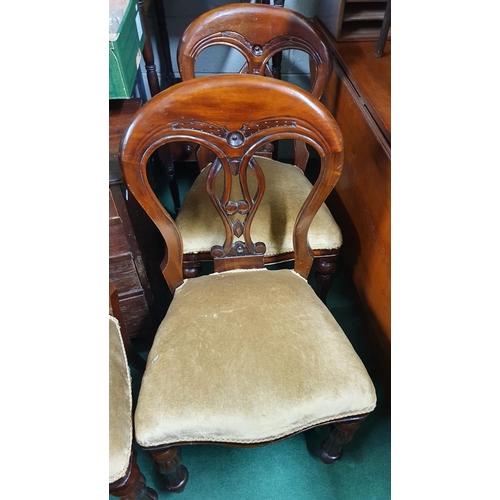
[
  {"x1": 175, "y1": 156, "x2": 343, "y2": 256},
  {"x1": 134, "y1": 269, "x2": 376, "y2": 448},
  {"x1": 109, "y1": 316, "x2": 133, "y2": 483}
]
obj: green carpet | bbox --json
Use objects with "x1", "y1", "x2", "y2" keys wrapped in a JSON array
[{"x1": 111, "y1": 157, "x2": 391, "y2": 499}]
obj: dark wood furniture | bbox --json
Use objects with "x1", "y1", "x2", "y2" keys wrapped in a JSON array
[
  {"x1": 119, "y1": 74, "x2": 376, "y2": 493},
  {"x1": 109, "y1": 99, "x2": 158, "y2": 340},
  {"x1": 316, "y1": 18, "x2": 391, "y2": 370},
  {"x1": 175, "y1": 3, "x2": 342, "y2": 301},
  {"x1": 177, "y1": 3, "x2": 331, "y2": 163}
]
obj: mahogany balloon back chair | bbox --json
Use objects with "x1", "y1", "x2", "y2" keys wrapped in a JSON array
[
  {"x1": 175, "y1": 3, "x2": 342, "y2": 302},
  {"x1": 119, "y1": 74, "x2": 376, "y2": 493}
]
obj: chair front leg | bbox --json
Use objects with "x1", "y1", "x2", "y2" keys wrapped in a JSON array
[
  {"x1": 109, "y1": 450, "x2": 158, "y2": 500},
  {"x1": 149, "y1": 446, "x2": 189, "y2": 493},
  {"x1": 320, "y1": 414, "x2": 368, "y2": 464}
]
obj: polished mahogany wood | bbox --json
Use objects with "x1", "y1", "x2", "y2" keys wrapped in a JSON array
[
  {"x1": 177, "y1": 3, "x2": 332, "y2": 172},
  {"x1": 118, "y1": 75, "x2": 378, "y2": 488},
  {"x1": 178, "y1": 4, "x2": 331, "y2": 100},
  {"x1": 119, "y1": 74, "x2": 343, "y2": 293},
  {"x1": 175, "y1": 3, "x2": 341, "y2": 299}
]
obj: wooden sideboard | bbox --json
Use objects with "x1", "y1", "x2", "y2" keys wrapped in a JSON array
[{"x1": 315, "y1": 18, "x2": 391, "y2": 378}]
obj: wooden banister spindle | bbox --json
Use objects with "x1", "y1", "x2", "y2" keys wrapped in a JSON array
[{"x1": 137, "y1": 0, "x2": 160, "y2": 97}]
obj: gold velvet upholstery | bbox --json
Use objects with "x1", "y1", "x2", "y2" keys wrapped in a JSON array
[
  {"x1": 176, "y1": 156, "x2": 343, "y2": 256},
  {"x1": 134, "y1": 269, "x2": 376, "y2": 448},
  {"x1": 109, "y1": 316, "x2": 133, "y2": 483}
]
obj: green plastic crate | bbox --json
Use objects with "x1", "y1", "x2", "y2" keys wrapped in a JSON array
[{"x1": 109, "y1": 0, "x2": 145, "y2": 99}]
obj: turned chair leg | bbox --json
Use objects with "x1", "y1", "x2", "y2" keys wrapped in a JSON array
[
  {"x1": 182, "y1": 260, "x2": 202, "y2": 279},
  {"x1": 320, "y1": 415, "x2": 368, "y2": 464},
  {"x1": 315, "y1": 255, "x2": 339, "y2": 303},
  {"x1": 109, "y1": 450, "x2": 158, "y2": 500},
  {"x1": 149, "y1": 446, "x2": 189, "y2": 493}
]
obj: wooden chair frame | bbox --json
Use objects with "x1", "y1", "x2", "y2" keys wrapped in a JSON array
[
  {"x1": 177, "y1": 3, "x2": 332, "y2": 168},
  {"x1": 175, "y1": 3, "x2": 340, "y2": 300},
  {"x1": 120, "y1": 75, "x2": 342, "y2": 288},
  {"x1": 119, "y1": 74, "x2": 369, "y2": 492}
]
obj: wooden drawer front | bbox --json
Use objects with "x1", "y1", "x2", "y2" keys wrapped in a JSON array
[
  {"x1": 109, "y1": 258, "x2": 143, "y2": 296},
  {"x1": 109, "y1": 222, "x2": 131, "y2": 258},
  {"x1": 119, "y1": 294, "x2": 153, "y2": 338}
]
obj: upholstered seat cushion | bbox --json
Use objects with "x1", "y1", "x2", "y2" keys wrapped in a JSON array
[
  {"x1": 175, "y1": 156, "x2": 343, "y2": 256},
  {"x1": 109, "y1": 316, "x2": 133, "y2": 483},
  {"x1": 134, "y1": 269, "x2": 376, "y2": 448}
]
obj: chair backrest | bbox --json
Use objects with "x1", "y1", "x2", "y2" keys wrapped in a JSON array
[
  {"x1": 177, "y1": 3, "x2": 332, "y2": 170},
  {"x1": 177, "y1": 3, "x2": 331, "y2": 99},
  {"x1": 119, "y1": 75, "x2": 343, "y2": 293}
]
